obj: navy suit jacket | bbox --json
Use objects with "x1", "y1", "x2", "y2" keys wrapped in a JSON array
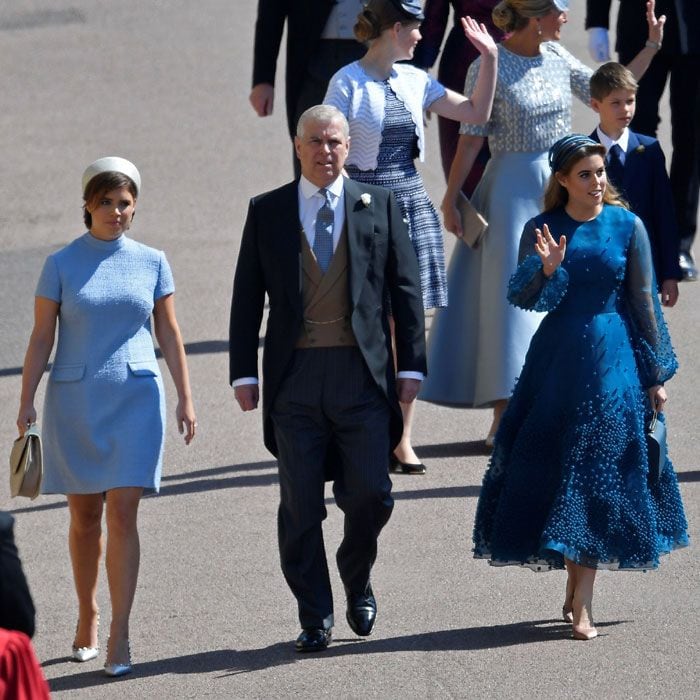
[
  {"x1": 229, "y1": 177, "x2": 426, "y2": 457},
  {"x1": 591, "y1": 129, "x2": 681, "y2": 283}
]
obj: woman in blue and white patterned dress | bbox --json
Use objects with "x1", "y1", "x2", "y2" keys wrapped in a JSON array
[
  {"x1": 325, "y1": 0, "x2": 497, "y2": 472},
  {"x1": 421, "y1": 0, "x2": 664, "y2": 445}
]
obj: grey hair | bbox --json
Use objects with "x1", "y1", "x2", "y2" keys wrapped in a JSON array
[{"x1": 296, "y1": 105, "x2": 350, "y2": 139}]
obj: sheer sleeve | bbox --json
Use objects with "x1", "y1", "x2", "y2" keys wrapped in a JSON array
[
  {"x1": 624, "y1": 217, "x2": 678, "y2": 387},
  {"x1": 507, "y1": 219, "x2": 568, "y2": 311}
]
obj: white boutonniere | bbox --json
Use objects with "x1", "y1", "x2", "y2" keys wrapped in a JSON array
[
  {"x1": 360, "y1": 193, "x2": 372, "y2": 207},
  {"x1": 635, "y1": 144, "x2": 645, "y2": 154}
]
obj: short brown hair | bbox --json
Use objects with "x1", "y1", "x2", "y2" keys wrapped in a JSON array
[
  {"x1": 589, "y1": 62, "x2": 638, "y2": 101},
  {"x1": 83, "y1": 172, "x2": 138, "y2": 228}
]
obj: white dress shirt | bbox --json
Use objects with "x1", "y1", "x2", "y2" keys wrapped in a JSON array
[
  {"x1": 298, "y1": 174, "x2": 345, "y2": 252},
  {"x1": 597, "y1": 125, "x2": 629, "y2": 164}
]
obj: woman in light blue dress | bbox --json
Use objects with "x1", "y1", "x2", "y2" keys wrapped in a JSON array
[
  {"x1": 421, "y1": 0, "x2": 665, "y2": 444},
  {"x1": 17, "y1": 157, "x2": 196, "y2": 677},
  {"x1": 473, "y1": 135, "x2": 688, "y2": 640}
]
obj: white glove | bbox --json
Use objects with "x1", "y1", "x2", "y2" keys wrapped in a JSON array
[{"x1": 587, "y1": 27, "x2": 610, "y2": 62}]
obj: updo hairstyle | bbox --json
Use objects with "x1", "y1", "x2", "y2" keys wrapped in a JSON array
[
  {"x1": 492, "y1": 0, "x2": 556, "y2": 33},
  {"x1": 354, "y1": 0, "x2": 415, "y2": 43}
]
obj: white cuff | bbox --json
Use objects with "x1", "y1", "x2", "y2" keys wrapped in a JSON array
[
  {"x1": 232, "y1": 377, "x2": 258, "y2": 388},
  {"x1": 397, "y1": 371, "x2": 424, "y2": 381}
]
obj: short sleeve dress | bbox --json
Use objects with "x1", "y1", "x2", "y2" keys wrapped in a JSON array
[
  {"x1": 36, "y1": 232, "x2": 174, "y2": 494},
  {"x1": 421, "y1": 42, "x2": 592, "y2": 406},
  {"x1": 472, "y1": 205, "x2": 688, "y2": 570},
  {"x1": 325, "y1": 62, "x2": 448, "y2": 309}
]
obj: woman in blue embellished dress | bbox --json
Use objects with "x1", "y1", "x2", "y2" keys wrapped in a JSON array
[
  {"x1": 16, "y1": 157, "x2": 196, "y2": 676},
  {"x1": 473, "y1": 135, "x2": 688, "y2": 640},
  {"x1": 325, "y1": 0, "x2": 497, "y2": 472},
  {"x1": 422, "y1": 0, "x2": 665, "y2": 445}
]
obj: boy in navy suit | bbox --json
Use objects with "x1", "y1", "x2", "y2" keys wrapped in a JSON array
[{"x1": 589, "y1": 62, "x2": 681, "y2": 306}]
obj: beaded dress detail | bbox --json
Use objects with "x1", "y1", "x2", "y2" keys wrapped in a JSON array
[
  {"x1": 473, "y1": 206, "x2": 688, "y2": 570},
  {"x1": 346, "y1": 81, "x2": 447, "y2": 309}
]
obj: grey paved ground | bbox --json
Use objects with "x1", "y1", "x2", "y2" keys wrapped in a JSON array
[{"x1": 0, "y1": 1, "x2": 697, "y2": 698}]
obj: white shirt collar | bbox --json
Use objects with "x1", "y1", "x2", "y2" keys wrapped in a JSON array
[
  {"x1": 299, "y1": 174, "x2": 345, "y2": 201},
  {"x1": 597, "y1": 126, "x2": 629, "y2": 153}
]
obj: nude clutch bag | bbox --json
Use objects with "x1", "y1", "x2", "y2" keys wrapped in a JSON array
[
  {"x1": 9, "y1": 423, "x2": 43, "y2": 500},
  {"x1": 456, "y1": 191, "x2": 488, "y2": 249}
]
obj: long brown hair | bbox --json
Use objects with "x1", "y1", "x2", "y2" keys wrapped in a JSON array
[{"x1": 543, "y1": 143, "x2": 628, "y2": 212}]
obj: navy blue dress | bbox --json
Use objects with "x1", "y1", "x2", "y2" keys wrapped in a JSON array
[
  {"x1": 346, "y1": 82, "x2": 447, "y2": 309},
  {"x1": 473, "y1": 205, "x2": 688, "y2": 570}
]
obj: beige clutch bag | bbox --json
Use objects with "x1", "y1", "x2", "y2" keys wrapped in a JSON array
[
  {"x1": 456, "y1": 192, "x2": 488, "y2": 249},
  {"x1": 9, "y1": 423, "x2": 43, "y2": 500}
]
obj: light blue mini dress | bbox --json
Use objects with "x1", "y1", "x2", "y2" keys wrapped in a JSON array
[{"x1": 36, "y1": 232, "x2": 174, "y2": 494}]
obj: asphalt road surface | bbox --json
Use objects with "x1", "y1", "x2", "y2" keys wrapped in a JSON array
[{"x1": 0, "y1": 1, "x2": 697, "y2": 698}]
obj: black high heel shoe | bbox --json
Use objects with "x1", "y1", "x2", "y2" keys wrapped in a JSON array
[{"x1": 389, "y1": 453, "x2": 426, "y2": 475}]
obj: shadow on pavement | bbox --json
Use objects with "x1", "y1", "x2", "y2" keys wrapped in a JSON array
[
  {"x1": 45, "y1": 618, "x2": 627, "y2": 689},
  {"x1": 417, "y1": 440, "x2": 493, "y2": 458},
  {"x1": 676, "y1": 470, "x2": 700, "y2": 482}
]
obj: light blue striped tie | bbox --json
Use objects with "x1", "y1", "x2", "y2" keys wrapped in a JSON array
[{"x1": 313, "y1": 188, "x2": 334, "y2": 273}]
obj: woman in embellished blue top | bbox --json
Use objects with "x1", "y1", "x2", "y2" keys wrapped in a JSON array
[
  {"x1": 16, "y1": 157, "x2": 196, "y2": 676},
  {"x1": 472, "y1": 135, "x2": 688, "y2": 641},
  {"x1": 325, "y1": 0, "x2": 497, "y2": 473}
]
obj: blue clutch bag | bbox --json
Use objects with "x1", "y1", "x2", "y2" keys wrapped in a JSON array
[{"x1": 646, "y1": 411, "x2": 667, "y2": 484}]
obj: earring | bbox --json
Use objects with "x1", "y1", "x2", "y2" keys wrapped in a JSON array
[{"x1": 536, "y1": 21, "x2": 542, "y2": 38}]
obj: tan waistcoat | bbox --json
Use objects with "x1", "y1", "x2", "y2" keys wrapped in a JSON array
[{"x1": 296, "y1": 226, "x2": 358, "y2": 348}]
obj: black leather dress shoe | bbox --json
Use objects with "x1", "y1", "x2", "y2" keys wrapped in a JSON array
[
  {"x1": 679, "y1": 252, "x2": 698, "y2": 281},
  {"x1": 389, "y1": 453, "x2": 426, "y2": 475},
  {"x1": 295, "y1": 627, "x2": 331, "y2": 653},
  {"x1": 346, "y1": 585, "x2": 377, "y2": 637}
]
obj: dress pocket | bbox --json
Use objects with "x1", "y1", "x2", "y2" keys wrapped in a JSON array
[
  {"x1": 51, "y1": 363, "x2": 86, "y2": 382},
  {"x1": 127, "y1": 360, "x2": 159, "y2": 377}
]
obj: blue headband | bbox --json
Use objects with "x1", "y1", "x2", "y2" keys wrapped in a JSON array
[
  {"x1": 548, "y1": 134, "x2": 599, "y2": 172},
  {"x1": 552, "y1": 0, "x2": 569, "y2": 10}
]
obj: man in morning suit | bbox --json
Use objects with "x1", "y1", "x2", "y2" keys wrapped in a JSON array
[
  {"x1": 229, "y1": 105, "x2": 426, "y2": 652},
  {"x1": 585, "y1": 0, "x2": 700, "y2": 281},
  {"x1": 249, "y1": 0, "x2": 366, "y2": 177}
]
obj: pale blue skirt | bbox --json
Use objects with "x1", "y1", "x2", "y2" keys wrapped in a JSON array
[{"x1": 421, "y1": 151, "x2": 549, "y2": 407}]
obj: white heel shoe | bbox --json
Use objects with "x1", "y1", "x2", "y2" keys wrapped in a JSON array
[
  {"x1": 71, "y1": 616, "x2": 99, "y2": 662},
  {"x1": 104, "y1": 639, "x2": 132, "y2": 677},
  {"x1": 72, "y1": 645, "x2": 99, "y2": 662}
]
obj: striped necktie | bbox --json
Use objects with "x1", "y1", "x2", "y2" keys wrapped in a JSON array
[{"x1": 313, "y1": 188, "x2": 334, "y2": 273}]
